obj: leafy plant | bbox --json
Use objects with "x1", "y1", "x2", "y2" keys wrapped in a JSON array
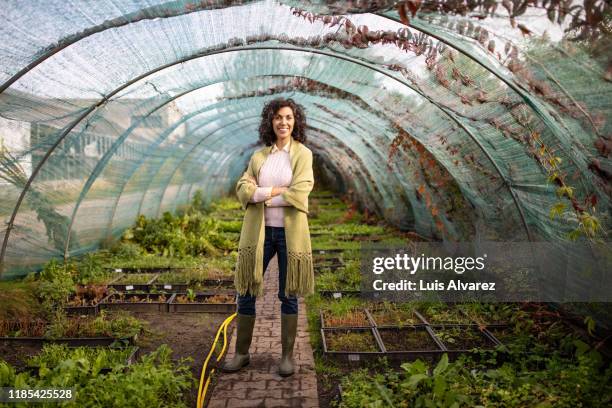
[
  {"x1": 28, "y1": 344, "x2": 135, "y2": 370},
  {"x1": 1, "y1": 344, "x2": 194, "y2": 407},
  {"x1": 37, "y1": 259, "x2": 75, "y2": 310},
  {"x1": 186, "y1": 288, "x2": 196, "y2": 302}
]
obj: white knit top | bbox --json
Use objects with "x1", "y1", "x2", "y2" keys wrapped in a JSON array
[{"x1": 249, "y1": 139, "x2": 293, "y2": 227}]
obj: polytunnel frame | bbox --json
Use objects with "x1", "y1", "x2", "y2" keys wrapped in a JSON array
[
  {"x1": 0, "y1": 43, "x2": 535, "y2": 273},
  {"x1": 145, "y1": 118, "x2": 261, "y2": 219},
  {"x1": 0, "y1": 2, "x2": 593, "y2": 196},
  {"x1": 69, "y1": 75, "x2": 405, "y2": 257},
  {"x1": 62, "y1": 87, "x2": 266, "y2": 256},
  {"x1": 72, "y1": 82, "x2": 390, "y2": 252},
  {"x1": 0, "y1": 1, "x2": 588, "y2": 183},
  {"x1": 101, "y1": 101, "x2": 270, "y2": 242},
  {"x1": 380, "y1": 13, "x2": 592, "y2": 190},
  {"x1": 178, "y1": 94, "x2": 412, "y2": 220},
  {"x1": 131, "y1": 97, "x2": 397, "y2": 225}
]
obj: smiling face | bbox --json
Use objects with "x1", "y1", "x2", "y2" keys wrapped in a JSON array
[{"x1": 272, "y1": 106, "x2": 295, "y2": 144}]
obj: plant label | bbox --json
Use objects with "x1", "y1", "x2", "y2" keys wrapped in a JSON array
[
  {"x1": 125, "y1": 285, "x2": 134, "y2": 291},
  {"x1": 114, "y1": 268, "x2": 122, "y2": 273},
  {"x1": 333, "y1": 292, "x2": 342, "y2": 299},
  {"x1": 348, "y1": 354, "x2": 360, "y2": 361},
  {"x1": 164, "y1": 285, "x2": 172, "y2": 290}
]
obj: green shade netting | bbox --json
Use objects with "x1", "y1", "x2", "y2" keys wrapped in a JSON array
[{"x1": 0, "y1": 0, "x2": 609, "y2": 277}]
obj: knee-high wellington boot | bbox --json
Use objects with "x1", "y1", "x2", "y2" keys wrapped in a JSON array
[
  {"x1": 221, "y1": 314, "x2": 256, "y2": 372},
  {"x1": 278, "y1": 313, "x2": 298, "y2": 377}
]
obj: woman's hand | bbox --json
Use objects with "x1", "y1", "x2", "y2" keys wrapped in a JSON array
[{"x1": 271, "y1": 186, "x2": 288, "y2": 197}]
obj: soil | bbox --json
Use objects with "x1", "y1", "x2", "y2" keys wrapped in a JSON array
[
  {"x1": 325, "y1": 330, "x2": 379, "y2": 352},
  {"x1": 114, "y1": 273, "x2": 158, "y2": 284},
  {"x1": 132, "y1": 311, "x2": 231, "y2": 408},
  {"x1": 369, "y1": 309, "x2": 421, "y2": 326},
  {"x1": 421, "y1": 309, "x2": 473, "y2": 324},
  {"x1": 0, "y1": 342, "x2": 43, "y2": 371},
  {"x1": 323, "y1": 310, "x2": 370, "y2": 328},
  {"x1": 378, "y1": 328, "x2": 440, "y2": 351},
  {"x1": 110, "y1": 294, "x2": 168, "y2": 303},
  {"x1": 432, "y1": 327, "x2": 495, "y2": 350}
]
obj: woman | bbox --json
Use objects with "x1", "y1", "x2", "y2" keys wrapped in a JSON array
[{"x1": 222, "y1": 98, "x2": 314, "y2": 377}]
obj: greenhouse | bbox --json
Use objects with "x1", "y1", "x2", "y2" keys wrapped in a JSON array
[{"x1": 0, "y1": 0, "x2": 610, "y2": 407}]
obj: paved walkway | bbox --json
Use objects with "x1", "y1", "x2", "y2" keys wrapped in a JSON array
[{"x1": 207, "y1": 255, "x2": 319, "y2": 408}]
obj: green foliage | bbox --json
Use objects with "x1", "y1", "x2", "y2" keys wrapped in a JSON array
[
  {"x1": 37, "y1": 259, "x2": 75, "y2": 310},
  {"x1": 28, "y1": 344, "x2": 135, "y2": 370},
  {"x1": 45, "y1": 311, "x2": 145, "y2": 340},
  {"x1": 186, "y1": 288, "x2": 196, "y2": 302},
  {"x1": 110, "y1": 241, "x2": 143, "y2": 259},
  {"x1": 75, "y1": 253, "x2": 108, "y2": 284},
  {"x1": 123, "y1": 212, "x2": 234, "y2": 258},
  {"x1": 0, "y1": 344, "x2": 193, "y2": 407},
  {"x1": 337, "y1": 345, "x2": 612, "y2": 408}
]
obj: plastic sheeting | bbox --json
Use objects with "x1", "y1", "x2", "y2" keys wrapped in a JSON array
[{"x1": 0, "y1": 0, "x2": 610, "y2": 277}]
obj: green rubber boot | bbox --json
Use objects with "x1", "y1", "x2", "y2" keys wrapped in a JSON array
[
  {"x1": 221, "y1": 314, "x2": 256, "y2": 372},
  {"x1": 279, "y1": 313, "x2": 298, "y2": 377}
]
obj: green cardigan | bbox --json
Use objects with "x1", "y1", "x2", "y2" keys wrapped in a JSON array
[{"x1": 235, "y1": 137, "x2": 314, "y2": 298}]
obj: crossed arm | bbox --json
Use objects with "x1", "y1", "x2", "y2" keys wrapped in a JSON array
[
  {"x1": 246, "y1": 175, "x2": 290, "y2": 207},
  {"x1": 236, "y1": 150, "x2": 313, "y2": 212}
]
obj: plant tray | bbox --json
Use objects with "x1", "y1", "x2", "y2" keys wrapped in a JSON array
[
  {"x1": 169, "y1": 293, "x2": 236, "y2": 313},
  {"x1": 106, "y1": 267, "x2": 190, "y2": 274},
  {"x1": 418, "y1": 306, "x2": 477, "y2": 325},
  {"x1": 430, "y1": 325, "x2": 500, "y2": 352},
  {"x1": 64, "y1": 294, "x2": 113, "y2": 316},
  {"x1": 321, "y1": 328, "x2": 383, "y2": 361},
  {"x1": 319, "y1": 290, "x2": 361, "y2": 299},
  {"x1": 314, "y1": 262, "x2": 346, "y2": 272},
  {"x1": 376, "y1": 326, "x2": 445, "y2": 358},
  {"x1": 100, "y1": 293, "x2": 170, "y2": 313},
  {"x1": 313, "y1": 249, "x2": 345, "y2": 255},
  {"x1": 151, "y1": 283, "x2": 190, "y2": 292},
  {"x1": 201, "y1": 279, "x2": 234, "y2": 287},
  {"x1": 366, "y1": 307, "x2": 427, "y2": 327},
  {"x1": 320, "y1": 309, "x2": 373, "y2": 329},
  {"x1": 109, "y1": 274, "x2": 160, "y2": 292}
]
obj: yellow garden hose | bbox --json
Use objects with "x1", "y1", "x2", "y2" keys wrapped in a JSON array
[{"x1": 197, "y1": 312, "x2": 236, "y2": 408}]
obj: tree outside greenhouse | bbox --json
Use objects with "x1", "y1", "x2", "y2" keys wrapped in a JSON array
[{"x1": 0, "y1": 1, "x2": 610, "y2": 407}]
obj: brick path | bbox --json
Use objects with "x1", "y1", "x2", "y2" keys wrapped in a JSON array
[{"x1": 207, "y1": 255, "x2": 319, "y2": 408}]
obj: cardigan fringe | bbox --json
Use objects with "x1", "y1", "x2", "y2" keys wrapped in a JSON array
[
  {"x1": 235, "y1": 246, "x2": 264, "y2": 297},
  {"x1": 285, "y1": 251, "x2": 315, "y2": 297}
]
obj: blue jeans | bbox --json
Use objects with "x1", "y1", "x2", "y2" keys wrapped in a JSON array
[{"x1": 237, "y1": 226, "x2": 298, "y2": 315}]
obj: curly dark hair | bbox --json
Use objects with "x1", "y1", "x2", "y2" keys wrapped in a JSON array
[{"x1": 258, "y1": 98, "x2": 307, "y2": 146}]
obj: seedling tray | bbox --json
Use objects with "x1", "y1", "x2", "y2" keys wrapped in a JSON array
[
  {"x1": 366, "y1": 307, "x2": 428, "y2": 327},
  {"x1": 314, "y1": 262, "x2": 346, "y2": 272},
  {"x1": 319, "y1": 290, "x2": 361, "y2": 299},
  {"x1": 430, "y1": 324, "x2": 499, "y2": 352},
  {"x1": 109, "y1": 274, "x2": 160, "y2": 292},
  {"x1": 321, "y1": 328, "x2": 384, "y2": 362},
  {"x1": 200, "y1": 278, "x2": 234, "y2": 287},
  {"x1": 169, "y1": 293, "x2": 236, "y2": 313},
  {"x1": 100, "y1": 293, "x2": 170, "y2": 312},
  {"x1": 151, "y1": 283, "x2": 190, "y2": 292},
  {"x1": 105, "y1": 267, "x2": 190, "y2": 274},
  {"x1": 320, "y1": 309, "x2": 374, "y2": 329},
  {"x1": 64, "y1": 293, "x2": 113, "y2": 316},
  {"x1": 376, "y1": 326, "x2": 445, "y2": 360},
  {"x1": 313, "y1": 249, "x2": 346, "y2": 255}
]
